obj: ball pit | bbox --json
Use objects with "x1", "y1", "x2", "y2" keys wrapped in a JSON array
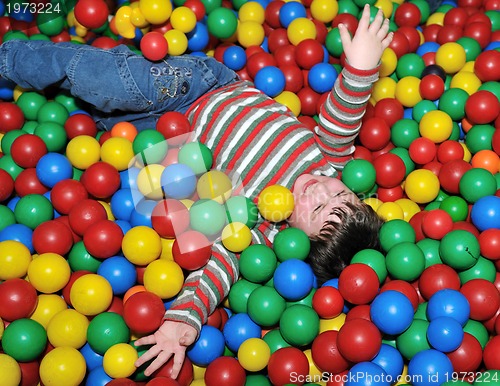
[{"x1": 0, "y1": 0, "x2": 499, "y2": 385}]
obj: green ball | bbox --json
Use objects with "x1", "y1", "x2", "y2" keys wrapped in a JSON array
[
  {"x1": 22, "y1": 121, "x2": 39, "y2": 134},
  {"x1": 54, "y1": 92, "x2": 84, "y2": 113},
  {"x1": 442, "y1": 382, "x2": 470, "y2": 386},
  {"x1": 178, "y1": 141, "x2": 213, "y2": 175},
  {"x1": 353, "y1": 0, "x2": 376, "y2": 6},
  {"x1": 438, "y1": 88, "x2": 469, "y2": 121},
  {"x1": 225, "y1": 195, "x2": 258, "y2": 228},
  {"x1": 37, "y1": 12, "x2": 65, "y2": 36},
  {"x1": 133, "y1": 129, "x2": 168, "y2": 165},
  {"x1": 456, "y1": 37, "x2": 482, "y2": 62},
  {"x1": 3, "y1": 30, "x2": 29, "y2": 41},
  {"x1": 0, "y1": 154, "x2": 24, "y2": 179},
  {"x1": 465, "y1": 124, "x2": 495, "y2": 154},
  {"x1": 463, "y1": 319, "x2": 489, "y2": 349},
  {"x1": 286, "y1": 288, "x2": 315, "y2": 308},
  {"x1": 262, "y1": 328, "x2": 291, "y2": 354},
  {"x1": 206, "y1": 7, "x2": 238, "y2": 39},
  {"x1": 439, "y1": 196, "x2": 468, "y2": 222},
  {"x1": 379, "y1": 219, "x2": 416, "y2": 252},
  {"x1": 1, "y1": 130, "x2": 25, "y2": 155},
  {"x1": 325, "y1": 27, "x2": 344, "y2": 58},
  {"x1": 351, "y1": 249, "x2": 387, "y2": 283},
  {"x1": 201, "y1": 0, "x2": 222, "y2": 13},
  {"x1": 2, "y1": 318, "x2": 47, "y2": 361},
  {"x1": 14, "y1": 194, "x2": 54, "y2": 230},
  {"x1": 189, "y1": 199, "x2": 226, "y2": 237},
  {"x1": 337, "y1": 0, "x2": 360, "y2": 15},
  {"x1": 273, "y1": 227, "x2": 310, "y2": 262},
  {"x1": 247, "y1": 286, "x2": 286, "y2": 327},
  {"x1": 486, "y1": 10, "x2": 500, "y2": 31},
  {"x1": 396, "y1": 53, "x2": 425, "y2": 79},
  {"x1": 279, "y1": 304, "x2": 319, "y2": 347},
  {"x1": 389, "y1": 147, "x2": 415, "y2": 177},
  {"x1": 239, "y1": 244, "x2": 277, "y2": 283},
  {"x1": 416, "y1": 238, "x2": 442, "y2": 267},
  {"x1": 29, "y1": 33, "x2": 51, "y2": 41},
  {"x1": 67, "y1": 241, "x2": 101, "y2": 273},
  {"x1": 341, "y1": 159, "x2": 376, "y2": 194},
  {"x1": 37, "y1": 100, "x2": 69, "y2": 125},
  {"x1": 87, "y1": 312, "x2": 130, "y2": 355},
  {"x1": 424, "y1": 201, "x2": 441, "y2": 211},
  {"x1": 0, "y1": 205, "x2": 16, "y2": 232},
  {"x1": 479, "y1": 81, "x2": 500, "y2": 101},
  {"x1": 390, "y1": 119, "x2": 420, "y2": 149},
  {"x1": 459, "y1": 168, "x2": 497, "y2": 203},
  {"x1": 396, "y1": 319, "x2": 431, "y2": 360},
  {"x1": 34, "y1": 122, "x2": 68, "y2": 152},
  {"x1": 414, "y1": 302, "x2": 428, "y2": 321},
  {"x1": 411, "y1": 0, "x2": 430, "y2": 23},
  {"x1": 439, "y1": 229, "x2": 480, "y2": 270},
  {"x1": 412, "y1": 100, "x2": 437, "y2": 123},
  {"x1": 385, "y1": 242, "x2": 425, "y2": 282},
  {"x1": 130, "y1": 343, "x2": 150, "y2": 382},
  {"x1": 449, "y1": 121, "x2": 461, "y2": 141},
  {"x1": 16, "y1": 92, "x2": 48, "y2": 121},
  {"x1": 474, "y1": 371, "x2": 500, "y2": 386},
  {"x1": 245, "y1": 374, "x2": 272, "y2": 386},
  {"x1": 458, "y1": 256, "x2": 496, "y2": 284},
  {"x1": 227, "y1": 279, "x2": 260, "y2": 314}
]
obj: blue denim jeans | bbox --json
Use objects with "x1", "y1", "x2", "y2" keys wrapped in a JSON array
[{"x1": 0, "y1": 40, "x2": 239, "y2": 131}]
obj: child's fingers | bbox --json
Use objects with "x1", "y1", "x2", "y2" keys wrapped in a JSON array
[
  {"x1": 338, "y1": 24, "x2": 352, "y2": 50},
  {"x1": 376, "y1": 18, "x2": 391, "y2": 40},
  {"x1": 135, "y1": 345, "x2": 161, "y2": 367},
  {"x1": 381, "y1": 32, "x2": 394, "y2": 50},
  {"x1": 170, "y1": 352, "x2": 186, "y2": 379},
  {"x1": 368, "y1": 8, "x2": 385, "y2": 33},
  {"x1": 134, "y1": 335, "x2": 156, "y2": 346},
  {"x1": 357, "y1": 4, "x2": 372, "y2": 31}
]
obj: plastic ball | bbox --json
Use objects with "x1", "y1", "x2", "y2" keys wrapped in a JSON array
[
  {"x1": 372, "y1": 343, "x2": 404, "y2": 382},
  {"x1": 97, "y1": 256, "x2": 137, "y2": 296},
  {"x1": 140, "y1": 31, "x2": 169, "y2": 62},
  {"x1": 341, "y1": 159, "x2": 377, "y2": 194},
  {"x1": 206, "y1": 7, "x2": 237, "y2": 39},
  {"x1": 470, "y1": 195, "x2": 500, "y2": 231},
  {"x1": 404, "y1": 169, "x2": 440, "y2": 204},
  {"x1": 459, "y1": 168, "x2": 497, "y2": 203},
  {"x1": 460, "y1": 279, "x2": 500, "y2": 321},
  {"x1": 370, "y1": 290, "x2": 414, "y2": 335},
  {"x1": 254, "y1": 66, "x2": 286, "y2": 97},
  {"x1": 474, "y1": 49, "x2": 500, "y2": 82},
  {"x1": 478, "y1": 228, "x2": 500, "y2": 260},
  {"x1": 237, "y1": 337, "x2": 271, "y2": 372},
  {"x1": 221, "y1": 222, "x2": 252, "y2": 253},
  {"x1": 0, "y1": 102, "x2": 25, "y2": 133},
  {"x1": 395, "y1": 76, "x2": 422, "y2": 107},
  {"x1": 70, "y1": 273, "x2": 113, "y2": 316},
  {"x1": 310, "y1": 0, "x2": 338, "y2": 23},
  {"x1": 419, "y1": 110, "x2": 453, "y2": 143},
  {"x1": 35, "y1": 152, "x2": 73, "y2": 189},
  {"x1": 32, "y1": 219, "x2": 74, "y2": 255},
  {"x1": 64, "y1": 113, "x2": 97, "y2": 139},
  {"x1": 156, "y1": 111, "x2": 192, "y2": 147},
  {"x1": 10, "y1": 133, "x2": 48, "y2": 169},
  {"x1": 111, "y1": 121, "x2": 138, "y2": 142},
  {"x1": 196, "y1": 170, "x2": 232, "y2": 203},
  {"x1": 273, "y1": 227, "x2": 310, "y2": 261},
  {"x1": 139, "y1": 0, "x2": 172, "y2": 24},
  {"x1": 247, "y1": 286, "x2": 286, "y2": 327},
  {"x1": 427, "y1": 288, "x2": 470, "y2": 326},
  {"x1": 273, "y1": 258, "x2": 314, "y2": 301},
  {"x1": 465, "y1": 90, "x2": 500, "y2": 125},
  {"x1": 74, "y1": 0, "x2": 108, "y2": 29},
  {"x1": 257, "y1": 184, "x2": 294, "y2": 222},
  {"x1": 279, "y1": 304, "x2": 319, "y2": 347},
  {"x1": 267, "y1": 347, "x2": 309, "y2": 386},
  {"x1": 187, "y1": 325, "x2": 226, "y2": 366},
  {"x1": 204, "y1": 356, "x2": 245, "y2": 386},
  {"x1": 65, "y1": 135, "x2": 101, "y2": 170},
  {"x1": 143, "y1": 259, "x2": 184, "y2": 299},
  {"x1": 122, "y1": 225, "x2": 162, "y2": 265},
  {"x1": 239, "y1": 244, "x2": 277, "y2": 283},
  {"x1": 123, "y1": 291, "x2": 165, "y2": 334},
  {"x1": 337, "y1": 318, "x2": 382, "y2": 363},
  {"x1": 81, "y1": 161, "x2": 121, "y2": 199},
  {"x1": 407, "y1": 349, "x2": 454, "y2": 386},
  {"x1": 312, "y1": 285, "x2": 344, "y2": 319},
  {"x1": 338, "y1": 263, "x2": 380, "y2": 305},
  {"x1": 103, "y1": 343, "x2": 138, "y2": 379},
  {"x1": 0, "y1": 240, "x2": 32, "y2": 280},
  {"x1": 83, "y1": 219, "x2": 123, "y2": 259},
  {"x1": 2, "y1": 317, "x2": 47, "y2": 362},
  {"x1": 0, "y1": 353, "x2": 21, "y2": 386},
  {"x1": 427, "y1": 316, "x2": 464, "y2": 352},
  {"x1": 386, "y1": 241, "x2": 426, "y2": 282},
  {"x1": 222, "y1": 45, "x2": 247, "y2": 71},
  {"x1": 39, "y1": 346, "x2": 86, "y2": 386},
  {"x1": 237, "y1": 21, "x2": 265, "y2": 48},
  {"x1": 435, "y1": 42, "x2": 466, "y2": 74},
  {"x1": 308, "y1": 62, "x2": 337, "y2": 94},
  {"x1": 87, "y1": 312, "x2": 130, "y2": 355},
  {"x1": 46, "y1": 308, "x2": 89, "y2": 349},
  {"x1": 27, "y1": 252, "x2": 71, "y2": 294}
]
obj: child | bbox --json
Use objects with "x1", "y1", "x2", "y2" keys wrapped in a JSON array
[{"x1": 0, "y1": 4, "x2": 392, "y2": 379}]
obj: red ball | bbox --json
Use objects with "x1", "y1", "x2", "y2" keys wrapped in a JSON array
[
  {"x1": 464, "y1": 90, "x2": 500, "y2": 125},
  {"x1": 246, "y1": 52, "x2": 277, "y2": 79},
  {"x1": 274, "y1": 44, "x2": 297, "y2": 67},
  {"x1": 0, "y1": 278, "x2": 38, "y2": 321},
  {"x1": 156, "y1": 111, "x2": 192, "y2": 147},
  {"x1": 204, "y1": 357, "x2": 246, "y2": 386},
  {"x1": 267, "y1": 347, "x2": 309, "y2": 386},
  {"x1": 345, "y1": 304, "x2": 372, "y2": 322},
  {"x1": 0, "y1": 102, "x2": 25, "y2": 133},
  {"x1": 172, "y1": 230, "x2": 212, "y2": 271},
  {"x1": 483, "y1": 335, "x2": 500, "y2": 370},
  {"x1": 436, "y1": 140, "x2": 464, "y2": 164},
  {"x1": 123, "y1": 291, "x2": 166, "y2": 334},
  {"x1": 184, "y1": 0, "x2": 206, "y2": 21},
  {"x1": 421, "y1": 209, "x2": 454, "y2": 240},
  {"x1": 443, "y1": 7, "x2": 468, "y2": 28},
  {"x1": 295, "y1": 38, "x2": 324, "y2": 70},
  {"x1": 146, "y1": 377, "x2": 180, "y2": 386},
  {"x1": 353, "y1": 145, "x2": 373, "y2": 162},
  {"x1": 10, "y1": 134, "x2": 48, "y2": 168},
  {"x1": 380, "y1": 279, "x2": 420, "y2": 311},
  {"x1": 418, "y1": 264, "x2": 461, "y2": 300},
  {"x1": 372, "y1": 152, "x2": 406, "y2": 188},
  {"x1": 141, "y1": 31, "x2": 169, "y2": 62},
  {"x1": 478, "y1": 228, "x2": 500, "y2": 260},
  {"x1": 264, "y1": 0, "x2": 284, "y2": 29},
  {"x1": 74, "y1": 0, "x2": 109, "y2": 29},
  {"x1": 438, "y1": 159, "x2": 472, "y2": 194},
  {"x1": 14, "y1": 168, "x2": 49, "y2": 197},
  {"x1": 91, "y1": 36, "x2": 121, "y2": 50},
  {"x1": 338, "y1": 263, "x2": 380, "y2": 305},
  {"x1": 460, "y1": 278, "x2": 500, "y2": 321},
  {"x1": 423, "y1": 24, "x2": 441, "y2": 43},
  {"x1": 452, "y1": 220, "x2": 479, "y2": 237},
  {"x1": 64, "y1": 114, "x2": 98, "y2": 139},
  {"x1": 409, "y1": 210, "x2": 427, "y2": 242},
  {"x1": 393, "y1": 2, "x2": 421, "y2": 27},
  {"x1": 268, "y1": 28, "x2": 290, "y2": 53},
  {"x1": 68, "y1": 198, "x2": 108, "y2": 236},
  {"x1": 358, "y1": 117, "x2": 391, "y2": 151},
  {"x1": 463, "y1": 21, "x2": 492, "y2": 49},
  {"x1": 83, "y1": 219, "x2": 123, "y2": 259},
  {"x1": 423, "y1": 160, "x2": 442, "y2": 176},
  {"x1": 409, "y1": 137, "x2": 437, "y2": 165},
  {"x1": 151, "y1": 199, "x2": 190, "y2": 239},
  {"x1": 331, "y1": 13, "x2": 358, "y2": 37},
  {"x1": 55, "y1": 215, "x2": 82, "y2": 244},
  {"x1": 153, "y1": 354, "x2": 194, "y2": 386},
  {"x1": 446, "y1": 333, "x2": 483, "y2": 374},
  {"x1": 50, "y1": 179, "x2": 89, "y2": 215},
  {"x1": 81, "y1": 161, "x2": 121, "y2": 199},
  {"x1": 312, "y1": 286, "x2": 344, "y2": 319},
  {"x1": 311, "y1": 330, "x2": 351, "y2": 374},
  {"x1": 32, "y1": 219, "x2": 74, "y2": 255},
  {"x1": 0, "y1": 168, "x2": 14, "y2": 202},
  {"x1": 336, "y1": 318, "x2": 382, "y2": 363},
  {"x1": 19, "y1": 360, "x2": 40, "y2": 386},
  {"x1": 376, "y1": 185, "x2": 404, "y2": 202},
  {"x1": 394, "y1": 26, "x2": 421, "y2": 53},
  {"x1": 474, "y1": 50, "x2": 500, "y2": 82},
  {"x1": 280, "y1": 64, "x2": 304, "y2": 93},
  {"x1": 419, "y1": 74, "x2": 445, "y2": 101},
  {"x1": 436, "y1": 24, "x2": 463, "y2": 45},
  {"x1": 373, "y1": 98, "x2": 404, "y2": 128},
  {"x1": 297, "y1": 86, "x2": 321, "y2": 117}
]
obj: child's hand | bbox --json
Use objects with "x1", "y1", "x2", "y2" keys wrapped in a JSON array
[
  {"x1": 134, "y1": 320, "x2": 198, "y2": 378},
  {"x1": 339, "y1": 4, "x2": 393, "y2": 70}
]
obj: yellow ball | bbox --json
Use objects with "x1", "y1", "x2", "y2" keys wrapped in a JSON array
[
  {"x1": 376, "y1": 202, "x2": 405, "y2": 221},
  {"x1": 395, "y1": 76, "x2": 422, "y2": 107},
  {"x1": 114, "y1": 6, "x2": 136, "y2": 39},
  {"x1": 238, "y1": 1, "x2": 266, "y2": 24},
  {"x1": 237, "y1": 21, "x2": 265, "y2": 48},
  {"x1": 160, "y1": 237, "x2": 175, "y2": 261},
  {"x1": 379, "y1": 48, "x2": 398, "y2": 78},
  {"x1": 47, "y1": 309, "x2": 89, "y2": 349},
  {"x1": 130, "y1": 2, "x2": 149, "y2": 28},
  {"x1": 137, "y1": 164, "x2": 165, "y2": 200},
  {"x1": 170, "y1": 6, "x2": 197, "y2": 33},
  {"x1": 99, "y1": 200, "x2": 115, "y2": 221},
  {"x1": 287, "y1": 17, "x2": 316, "y2": 46},
  {"x1": 310, "y1": 0, "x2": 339, "y2": 23},
  {"x1": 257, "y1": 185, "x2": 294, "y2": 222},
  {"x1": 450, "y1": 71, "x2": 482, "y2": 95},
  {"x1": 0, "y1": 354, "x2": 21, "y2": 386},
  {"x1": 419, "y1": 110, "x2": 453, "y2": 143},
  {"x1": 100, "y1": 137, "x2": 135, "y2": 171},
  {"x1": 70, "y1": 274, "x2": 113, "y2": 316},
  {"x1": 0, "y1": 316, "x2": 3, "y2": 339},
  {"x1": 363, "y1": 197, "x2": 383, "y2": 212},
  {"x1": 143, "y1": 259, "x2": 184, "y2": 299},
  {"x1": 221, "y1": 222, "x2": 252, "y2": 253},
  {"x1": 319, "y1": 313, "x2": 346, "y2": 333},
  {"x1": 435, "y1": 42, "x2": 466, "y2": 74},
  {"x1": 372, "y1": 77, "x2": 397, "y2": 102},
  {"x1": 197, "y1": 170, "x2": 233, "y2": 203},
  {"x1": 103, "y1": 343, "x2": 138, "y2": 379},
  {"x1": 164, "y1": 29, "x2": 188, "y2": 56},
  {"x1": 394, "y1": 198, "x2": 421, "y2": 222},
  {"x1": 426, "y1": 12, "x2": 445, "y2": 26},
  {"x1": 27, "y1": 253, "x2": 71, "y2": 293},
  {"x1": 122, "y1": 225, "x2": 162, "y2": 265},
  {"x1": 30, "y1": 294, "x2": 68, "y2": 328},
  {"x1": 275, "y1": 90, "x2": 301, "y2": 116},
  {"x1": 39, "y1": 346, "x2": 86, "y2": 386},
  {"x1": 461, "y1": 61, "x2": 475, "y2": 72},
  {"x1": 461, "y1": 142, "x2": 472, "y2": 162},
  {"x1": 304, "y1": 348, "x2": 323, "y2": 381},
  {"x1": 0, "y1": 240, "x2": 32, "y2": 280},
  {"x1": 237, "y1": 337, "x2": 271, "y2": 372},
  {"x1": 193, "y1": 363, "x2": 207, "y2": 380},
  {"x1": 374, "y1": 0, "x2": 393, "y2": 18},
  {"x1": 139, "y1": 0, "x2": 172, "y2": 24},
  {"x1": 404, "y1": 169, "x2": 440, "y2": 204},
  {"x1": 65, "y1": 135, "x2": 101, "y2": 170}
]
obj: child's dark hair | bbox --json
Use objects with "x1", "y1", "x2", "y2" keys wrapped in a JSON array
[{"x1": 308, "y1": 201, "x2": 385, "y2": 286}]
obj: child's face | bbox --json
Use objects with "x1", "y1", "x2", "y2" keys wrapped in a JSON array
[{"x1": 289, "y1": 174, "x2": 359, "y2": 236}]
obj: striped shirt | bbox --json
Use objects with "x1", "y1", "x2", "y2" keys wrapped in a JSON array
[{"x1": 164, "y1": 62, "x2": 380, "y2": 333}]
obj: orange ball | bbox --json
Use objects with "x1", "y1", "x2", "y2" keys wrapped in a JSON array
[
  {"x1": 110, "y1": 121, "x2": 138, "y2": 141},
  {"x1": 123, "y1": 285, "x2": 146, "y2": 304},
  {"x1": 471, "y1": 150, "x2": 500, "y2": 175}
]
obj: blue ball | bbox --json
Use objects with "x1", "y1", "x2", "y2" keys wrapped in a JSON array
[
  {"x1": 308, "y1": 63, "x2": 338, "y2": 94},
  {"x1": 36, "y1": 152, "x2": 73, "y2": 188},
  {"x1": 371, "y1": 344, "x2": 404, "y2": 382},
  {"x1": 254, "y1": 66, "x2": 286, "y2": 97},
  {"x1": 120, "y1": 167, "x2": 140, "y2": 190},
  {"x1": 187, "y1": 325, "x2": 225, "y2": 366},
  {"x1": 278, "y1": 1, "x2": 307, "y2": 28},
  {"x1": 80, "y1": 343, "x2": 104, "y2": 371},
  {"x1": 0, "y1": 77, "x2": 15, "y2": 100},
  {"x1": 273, "y1": 259, "x2": 314, "y2": 301},
  {"x1": 97, "y1": 256, "x2": 137, "y2": 295},
  {"x1": 0, "y1": 223, "x2": 34, "y2": 253},
  {"x1": 43, "y1": 190, "x2": 61, "y2": 218},
  {"x1": 161, "y1": 163, "x2": 197, "y2": 200},
  {"x1": 223, "y1": 45, "x2": 247, "y2": 71},
  {"x1": 187, "y1": 22, "x2": 210, "y2": 52},
  {"x1": 110, "y1": 188, "x2": 136, "y2": 221},
  {"x1": 426, "y1": 289, "x2": 470, "y2": 326},
  {"x1": 416, "y1": 42, "x2": 440, "y2": 56},
  {"x1": 345, "y1": 362, "x2": 390, "y2": 386},
  {"x1": 408, "y1": 349, "x2": 454, "y2": 386},
  {"x1": 6, "y1": 196, "x2": 20, "y2": 212},
  {"x1": 114, "y1": 220, "x2": 132, "y2": 235},
  {"x1": 85, "y1": 365, "x2": 112, "y2": 386},
  {"x1": 222, "y1": 312, "x2": 262, "y2": 352},
  {"x1": 129, "y1": 199, "x2": 156, "y2": 228},
  {"x1": 470, "y1": 195, "x2": 500, "y2": 231},
  {"x1": 427, "y1": 316, "x2": 464, "y2": 353},
  {"x1": 370, "y1": 290, "x2": 415, "y2": 335}
]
